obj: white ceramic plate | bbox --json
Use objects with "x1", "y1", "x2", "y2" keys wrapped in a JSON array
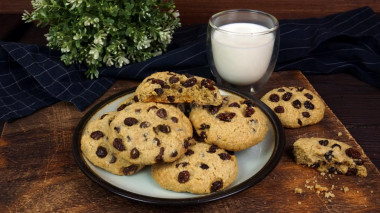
[{"x1": 73, "y1": 86, "x2": 285, "y2": 205}]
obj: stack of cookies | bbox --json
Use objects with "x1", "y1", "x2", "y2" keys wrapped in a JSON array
[{"x1": 81, "y1": 71, "x2": 269, "y2": 194}]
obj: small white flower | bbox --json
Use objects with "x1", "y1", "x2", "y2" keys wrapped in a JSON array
[
  {"x1": 159, "y1": 31, "x2": 172, "y2": 44},
  {"x1": 115, "y1": 56, "x2": 130, "y2": 68},
  {"x1": 172, "y1": 11, "x2": 180, "y2": 18},
  {"x1": 61, "y1": 46, "x2": 70, "y2": 53},
  {"x1": 89, "y1": 48, "x2": 99, "y2": 60}
]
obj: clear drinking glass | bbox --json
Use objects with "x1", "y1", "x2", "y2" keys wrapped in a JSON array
[{"x1": 207, "y1": 9, "x2": 279, "y2": 94}]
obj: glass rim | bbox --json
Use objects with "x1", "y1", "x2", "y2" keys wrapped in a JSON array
[{"x1": 209, "y1": 9, "x2": 279, "y2": 36}]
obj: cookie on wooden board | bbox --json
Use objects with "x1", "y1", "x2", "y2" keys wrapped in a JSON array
[{"x1": 261, "y1": 87, "x2": 325, "y2": 128}]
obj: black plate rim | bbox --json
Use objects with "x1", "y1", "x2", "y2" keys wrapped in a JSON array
[{"x1": 72, "y1": 85, "x2": 285, "y2": 206}]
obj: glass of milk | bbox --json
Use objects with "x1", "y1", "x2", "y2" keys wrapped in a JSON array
[{"x1": 207, "y1": 9, "x2": 279, "y2": 94}]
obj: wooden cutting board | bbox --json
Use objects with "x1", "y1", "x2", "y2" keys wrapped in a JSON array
[{"x1": 0, "y1": 71, "x2": 379, "y2": 212}]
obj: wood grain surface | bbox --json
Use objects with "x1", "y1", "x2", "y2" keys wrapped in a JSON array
[{"x1": 1, "y1": 71, "x2": 379, "y2": 212}]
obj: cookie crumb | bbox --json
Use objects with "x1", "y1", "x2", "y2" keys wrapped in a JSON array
[
  {"x1": 337, "y1": 132, "x2": 342, "y2": 136},
  {"x1": 357, "y1": 190, "x2": 359, "y2": 193},
  {"x1": 370, "y1": 190, "x2": 373, "y2": 193},
  {"x1": 320, "y1": 172, "x2": 326, "y2": 176},
  {"x1": 315, "y1": 184, "x2": 329, "y2": 192},
  {"x1": 294, "y1": 188, "x2": 303, "y2": 194},
  {"x1": 298, "y1": 201, "x2": 302, "y2": 205},
  {"x1": 325, "y1": 191, "x2": 335, "y2": 198},
  {"x1": 343, "y1": 186, "x2": 349, "y2": 193}
]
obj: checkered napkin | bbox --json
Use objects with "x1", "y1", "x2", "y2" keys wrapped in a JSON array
[{"x1": 1, "y1": 6, "x2": 380, "y2": 122}]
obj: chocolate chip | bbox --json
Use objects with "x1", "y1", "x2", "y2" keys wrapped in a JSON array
[
  {"x1": 274, "y1": 106, "x2": 284, "y2": 113},
  {"x1": 124, "y1": 117, "x2": 139, "y2": 126},
  {"x1": 109, "y1": 155, "x2": 116, "y2": 164},
  {"x1": 147, "y1": 106, "x2": 158, "y2": 112},
  {"x1": 345, "y1": 168, "x2": 358, "y2": 176},
  {"x1": 245, "y1": 107, "x2": 255, "y2": 117},
  {"x1": 185, "y1": 149, "x2": 194, "y2": 156},
  {"x1": 345, "y1": 148, "x2": 361, "y2": 159},
  {"x1": 155, "y1": 147, "x2": 165, "y2": 162},
  {"x1": 319, "y1": 140, "x2": 329, "y2": 146},
  {"x1": 167, "y1": 96, "x2": 175, "y2": 102},
  {"x1": 331, "y1": 144, "x2": 341, "y2": 150},
  {"x1": 297, "y1": 119, "x2": 302, "y2": 126},
  {"x1": 123, "y1": 165, "x2": 138, "y2": 175},
  {"x1": 216, "y1": 112, "x2": 236, "y2": 122},
  {"x1": 156, "y1": 108, "x2": 167, "y2": 119},
  {"x1": 169, "y1": 76, "x2": 179, "y2": 84},
  {"x1": 304, "y1": 101, "x2": 315, "y2": 110},
  {"x1": 218, "y1": 153, "x2": 231, "y2": 160},
  {"x1": 100, "y1": 114, "x2": 108, "y2": 119},
  {"x1": 228, "y1": 102, "x2": 240, "y2": 108},
  {"x1": 201, "y1": 79, "x2": 215, "y2": 90},
  {"x1": 282, "y1": 92, "x2": 292, "y2": 101},
  {"x1": 90, "y1": 131, "x2": 104, "y2": 140},
  {"x1": 181, "y1": 78, "x2": 197, "y2": 87},
  {"x1": 117, "y1": 104, "x2": 127, "y2": 111},
  {"x1": 155, "y1": 124, "x2": 171, "y2": 134},
  {"x1": 96, "y1": 146, "x2": 107, "y2": 158},
  {"x1": 269, "y1": 94, "x2": 280, "y2": 102},
  {"x1": 304, "y1": 93, "x2": 313, "y2": 100},
  {"x1": 171, "y1": 151, "x2": 178, "y2": 157},
  {"x1": 140, "y1": 121, "x2": 151, "y2": 128},
  {"x1": 302, "y1": 112, "x2": 310, "y2": 118},
  {"x1": 113, "y1": 138, "x2": 125, "y2": 151},
  {"x1": 130, "y1": 148, "x2": 140, "y2": 159},
  {"x1": 292, "y1": 100, "x2": 301, "y2": 109},
  {"x1": 208, "y1": 145, "x2": 218, "y2": 153},
  {"x1": 178, "y1": 171, "x2": 190, "y2": 183},
  {"x1": 200, "y1": 123, "x2": 210, "y2": 130},
  {"x1": 324, "y1": 150, "x2": 333, "y2": 161},
  {"x1": 200, "y1": 163, "x2": 209, "y2": 170},
  {"x1": 176, "y1": 162, "x2": 189, "y2": 168},
  {"x1": 171, "y1": 117, "x2": 178, "y2": 123},
  {"x1": 153, "y1": 137, "x2": 160, "y2": 146},
  {"x1": 210, "y1": 180, "x2": 223, "y2": 192},
  {"x1": 154, "y1": 88, "x2": 164, "y2": 95}
]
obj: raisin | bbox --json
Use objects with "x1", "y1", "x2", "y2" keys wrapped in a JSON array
[
  {"x1": 302, "y1": 112, "x2": 310, "y2": 118},
  {"x1": 171, "y1": 117, "x2": 178, "y2": 123},
  {"x1": 218, "y1": 153, "x2": 231, "y2": 160},
  {"x1": 147, "y1": 106, "x2": 158, "y2": 112},
  {"x1": 269, "y1": 94, "x2": 280, "y2": 102},
  {"x1": 153, "y1": 138, "x2": 160, "y2": 146},
  {"x1": 331, "y1": 144, "x2": 341, "y2": 150},
  {"x1": 156, "y1": 124, "x2": 171, "y2": 134},
  {"x1": 304, "y1": 93, "x2": 313, "y2": 100},
  {"x1": 201, "y1": 79, "x2": 215, "y2": 90},
  {"x1": 245, "y1": 107, "x2": 255, "y2": 117},
  {"x1": 124, "y1": 117, "x2": 139, "y2": 126},
  {"x1": 130, "y1": 148, "x2": 140, "y2": 159},
  {"x1": 176, "y1": 162, "x2": 189, "y2": 168},
  {"x1": 133, "y1": 96, "x2": 139, "y2": 102},
  {"x1": 181, "y1": 78, "x2": 197, "y2": 87},
  {"x1": 297, "y1": 87, "x2": 305, "y2": 92},
  {"x1": 345, "y1": 168, "x2": 358, "y2": 176},
  {"x1": 328, "y1": 167, "x2": 337, "y2": 173},
  {"x1": 345, "y1": 148, "x2": 361, "y2": 159},
  {"x1": 184, "y1": 73, "x2": 193, "y2": 78},
  {"x1": 167, "y1": 96, "x2": 175, "y2": 103},
  {"x1": 90, "y1": 131, "x2": 104, "y2": 140},
  {"x1": 184, "y1": 138, "x2": 190, "y2": 148},
  {"x1": 297, "y1": 119, "x2": 302, "y2": 126},
  {"x1": 226, "y1": 150, "x2": 235, "y2": 155},
  {"x1": 200, "y1": 123, "x2": 210, "y2": 130},
  {"x1": 96, "y1": 146, "x2": 107, "y2": 158},
  {"x1": 319, "y1": 140, "x2": 329, "y2": 146},
  {"x1": 135, "y1": 109, "x2": 141, "y2": 113},
  {"x1": 185, "y1": 149, "x2": 194, "y2": 156},
  {"x1": 140, "y1": 121, "x2": 151, "y2": 128},
  {"x1": 200, "y1": 131, "x2": 207, "y2": 140},
  {"x1": 304, "y1": 101, "x2": 315, "y2": 110},
  {"x1": 210, "y1": 180, "x2": 223, "y2": 192},
  {"x1": 292, "y1": 100, "x2": 301, "y2": 109},
  {"x1": 282, "y1": 92, "x2": 292, "y2": 101},
  {"x1": 243, "y1": 100, "x2": 254, "y2": 107},
  {"x1": 123, "y1": 165, "x2": 138, "y2": 175},
  {"x1": 178, "y1": 88, "x2": 183, "y2": 93},
  {"x1": 113, "y1": 138, "x2": 125, "y2": 151},
  {"x1": 178, "y1": 171, "x2": 190, "y2": 183},
  {"x1": 216, "y1": 112, "x2": 236, "y2": 122},
  {"x1": 208, "y1": 105, "x2": 222, "y2": 115},
  {"x1": 278, "y1": 88, "x2": 285, "y2": 92},
  {"x1": 100, "y1": 114, "x2": 108, "y2": 119},
  {"x1": 117, "y1": 104, "x2": 127, "y2": 111},
  {"x1": 228, "y1": 102, "x2": 240, "y2": 108},
  {"x1": 324, "y1": 150, "x2": 333, "y2": 161},
  {"x1": 169, "y1": 76, "x2": 179, "y2": 84},
  {"x1": 171, "y1": 151, "x2": 178, "y2": 157},
  {"x1": 156, "y1": 108, "x2": 167, "y2": 119},
  {"x1": 155, "y1": 147, "x2": 165, "y2": 162},
  {"x1": 154, "y1": 88, "x2": 164, "y2": 95},
  {"x1": 274, "y1": 106, "x2": 284, "y2": 113},
  {"x1": 151, "y1": 79, "x2": 166, "y2": 87},
  {"x1": 355, "y1": 160, "x2": 364, "y2": 165},
  {"x1": 200, "y1": 163, "x2": 209, "y2": 170},
  {"x1": 208, "y1": 145, "x2": 218, "y2": 153},
  {"x1": 126, "y1": 136, "x2": 131, "y2": 142},
  {"x1": 109, "y1": 155, "x2": 116, "y2": 164},
  {"x1": 311, "y1": 163, "x2": 320, "y2": 168}
]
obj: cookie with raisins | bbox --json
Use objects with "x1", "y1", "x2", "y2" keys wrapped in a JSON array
[
  {"x1": 189, "y1": 95, "x2": 268, "y2": 151},
  {"x1": 116, "y1": 94, "x2": 139, "y2": 112},
  {"x1": 81, "y1": 111, "x2": 144, "y2": 175},
  {"x1": 151, "y1": 140, "x2": 238, "y2": 194},
  {"x1": 261, "y1": 87, "x2": 325, "y2": 128},
  {"x1": 293, "y1": 137, "x2": 367, "y2": 177},
  {"x1": 109, "y1": 102, "x2": 193, "y2": 165},
  {"x1": 135, "y1": 71, "x2": 223, "y2": 105}
]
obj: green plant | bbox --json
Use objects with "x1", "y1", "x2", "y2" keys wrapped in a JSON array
[{"x1": 23, "y1": 0, "x2": 181, "y2": 79}]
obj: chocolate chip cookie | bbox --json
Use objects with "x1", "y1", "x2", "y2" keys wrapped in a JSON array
[
  {"x1": 261, "y1": 87, "x2": 325, "y2": 128},
  {"x1": 293, "y1": 137, "x2": 367, "y2": 177},
  {"x1": 81, "y1": 112, "x2": 144, "y2": 175},
  {"x1": 189, "y1": 95, "x2": 268, "y2": 151},
  {"x1": 135, "y1": 71, "x2": 223, "y2": 105},
  {"x1": 109, "y1": 102, "x2": 193, "y2": 165},
  {"x1": 151, "y1": 141, "x2": 238, "y2": 194}
]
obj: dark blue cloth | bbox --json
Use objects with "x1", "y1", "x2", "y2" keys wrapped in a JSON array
[{"x1": 1, "y1": 6, "x2": 380, "y2": 122}]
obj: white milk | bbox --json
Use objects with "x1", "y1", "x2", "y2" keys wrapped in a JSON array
[{"x1": 211, "y1": 23, "x2": 275, "y2": 85}]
